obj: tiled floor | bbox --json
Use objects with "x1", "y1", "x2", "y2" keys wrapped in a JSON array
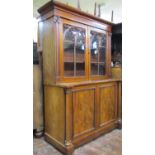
[{"x1": 34, "y1": 129, "x2": 122, "y2": 155}]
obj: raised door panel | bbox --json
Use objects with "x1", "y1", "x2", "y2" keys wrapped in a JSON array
[
  {"x1": 99, "y1": 83, "x2": 117, "y2": 126},
  {"x1": 73, "y1": 88, "x2": 95, "y2": 137}
]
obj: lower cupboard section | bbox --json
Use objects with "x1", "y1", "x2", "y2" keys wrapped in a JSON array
[
  {"x1": 71, "y1": 82, "x2": 118, "y2": 139},
  {"x1": 44, "y1": 81, "x2": 120, "y2": 155}
]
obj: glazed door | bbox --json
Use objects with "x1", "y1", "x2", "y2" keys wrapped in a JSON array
[
  {"x1": 88, "y1": 27, "x2": 110, "y2": 80},
  {"x1": 59, "y1": 19, "x2": 88, "y2": 82}
]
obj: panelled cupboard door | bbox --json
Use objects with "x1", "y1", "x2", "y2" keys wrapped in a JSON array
[
  {"x1": 59, "y1": 19, "x2": 89, "y2": 82},
  {"x1": 98, "y1": 83, "x2": 117, "y2": 126},
  {"x1": 72, "y1": 87, "x2": 96, "y2": 137},
  {"x1": 88, "y1": 27, "x2": 110, "y2": 80}
]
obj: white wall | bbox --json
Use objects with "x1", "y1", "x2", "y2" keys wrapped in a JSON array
[{"x1": 34, "y1": 0, "x2": 122, "y2": 23}]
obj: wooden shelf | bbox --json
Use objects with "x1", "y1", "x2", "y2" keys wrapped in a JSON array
[
  {"x1": 64, "y1": 70, "x2": 74, "y2": 76},
  {"x1": 64, "y1": 52, "x2": 85, "y2": 63},
  {"x1": 64, "y1": 40, "x2": 84, "y2": 46},
  {"x1": 90, "y1": 62, "x2": 105, "y2": 65},
  {"x1": 64, "y1": 70, "x2": 85, "y2": 76},
  {"x1": 91, "y1": 61, "x2": 98, "y2": 64},
  {"x1": 64, "y1": 60, "x2": 85, "y2": 63},
  {"x1": 64, "y1": 57, "x2": 74, "y2": 62},
  {"x1": 91, "y1": 58, "x2": 98, "y2": 62},
  {"x1": 76, "y1": 70, "x2": 85, "y2": 76}
]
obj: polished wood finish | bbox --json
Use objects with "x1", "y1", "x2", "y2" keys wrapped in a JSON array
[
  {"x1": 73, "y1": 88, "x2": 95, "y2": 137},
  {"x1": 38, "y1": 1, "x2": 112, "y2": 26},
  {"x1": 112, "y1": 67, "x2": 122, "y2": 79},
  {"x1": 44, "y1": 86, "x2": 65, "y2": 144},
  {"x1": 111, "y1": 67, "x2": 122, "y2": 127},
  {"x1": 41, "y1": 18, "x2": 56, "y2": 85},
  {"x1": 38, "y1": 1, "x2": 121, "y2": 154},
  {"x1": 43, "y1": 81, "x2": 121, "y2": 155},
  {"x1": 99, "y1": 83, "x2": 117, "y2": 126}
]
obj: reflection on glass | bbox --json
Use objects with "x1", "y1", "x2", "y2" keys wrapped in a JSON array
[
  {"x1": 99, "y1": 47, "x2": 106, "y2": 62},
  {"x1": 93, "y1": 42, "x2": 97, "y2": 49},
  {"x1": 63, "y1": 24, "x2": 85, "y2": 77},
  {"x1": 76, "y1": 41, "x2": 85, "y2": 62},
  {"x1": 90, "y1": 33, "x2": 98, "y2": 62},
  {"x1": 90, "y1": 31, "x2": 106, "y2": 76}
]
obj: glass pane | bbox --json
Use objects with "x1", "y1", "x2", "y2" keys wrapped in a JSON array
[
  {"x1": 76, "y1": 29, "x2": 85, "y2": 63},
  {"x1": 64, "y1": 62, "x2": 74, "y2": 77},
  {"x1": 91, "y1": 63, "x2": 98, "y2": 75},
  {"x1": 90, "y1": 30, "x2": 106, "y2": 76},
  {"x1": 99, "y1": 63, "x2": 105, "y2": 75},
  {"x1": 64, "y1": 44, "x2": 74, "y2": 62},
  {"x1": 90, "y1": 33, "x2": 98, "y2": 62},
  {"x1": 99, "y1": 47, "x2": 106, "y2": 62},
  {"x1": 76, "y1": 63, "x2": 85, "y2": 76},
  {"x1": 64, "y1": 24, "x2": 74, "y2": 62},
  {"x1": 63, "y1": 24, "x2": 85, "y2": 77},
  {"x1": 76, "y1": 42, "x2": 85, "y2": 63},
  {"x1": 99, "y1": 34, "x2": 106, "y2": 62}
]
